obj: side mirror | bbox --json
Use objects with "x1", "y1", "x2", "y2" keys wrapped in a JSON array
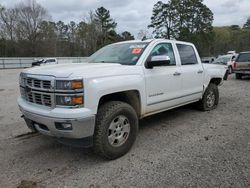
[{"x1": 146, "y1": 55, "x2": 170, "y2": 69}]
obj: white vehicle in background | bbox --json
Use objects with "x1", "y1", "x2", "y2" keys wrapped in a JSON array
[
  {"x1": 202, "y1": 57, "x2": 216, "y2": 64},
  {"x1": 18, "y1": 39, "x2": 227, "y2": 159},
  {"x1": 227, "y1": 51, "x2": 236, "y2": 55},
  {"x1": 32, "y1": 58, "x2": 58, "y2": 67},
  {"x1": 214, "y1": 54, "x2": 238, "y2": 74}
]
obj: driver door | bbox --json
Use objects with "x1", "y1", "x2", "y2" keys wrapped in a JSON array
[{"x1": 144, "y1": 43, "x2": 182, "y2": 114}]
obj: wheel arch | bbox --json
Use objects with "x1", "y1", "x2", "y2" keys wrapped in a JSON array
[
  {"x1": 98, "y1": 90, "x2": 142, "y2": 118},
  {"x1": 209, "y1": 77, "x2": 222, "y2": 86}
]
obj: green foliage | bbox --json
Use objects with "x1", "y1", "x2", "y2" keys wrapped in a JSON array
[
  {"x1": 148, "y1": 1, "x2": 177, "y2": 39},
  {"x1": 0, "y1": 0, "x2": 248, "y2": 58},
  {"x1": 120, "y1": 31, "x2": 135, "y2": 41},
  {"x1": 230, "y1": 25, "x2": 241, "y2": 30},
  {"x1": 212, "y1": 26, "x2": 250, "y2": 56},
  {"x1": 149, "y1": 0, "x2": 214, "y2": 55},
  {"x1": 149, "y1": 0, "x2": 213, "y2": 40},
  {"x1": 243, "y1": 17, "x2": 250, "y2": 29},
  {"x1": 94, "y1": 7, "x2": 117, "y2": 47},
  {"x1": 0, "y1": 2, "x2": 134, "y2": 57}
]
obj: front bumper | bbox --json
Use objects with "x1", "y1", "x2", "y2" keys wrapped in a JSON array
[{"x1": 18, "y1": 97, "x2": 95, "y2": 140}]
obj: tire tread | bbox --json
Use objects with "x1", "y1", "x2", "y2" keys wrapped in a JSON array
[
  {"x1": 93, "y1": 101, "x2": 138, "y2": 159},
  {"x1": 197, "y1": 83, "x2": 219, "y2": 111}
]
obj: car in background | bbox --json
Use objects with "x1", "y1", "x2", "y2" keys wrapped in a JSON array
[
  {"x1": 234, "y1": 52, "x2": 250, "y2": 79},
  {"x1": 202, "y1": 57, "x2": 215, "y2": 64},
  {"x1": 227, "y1": 51, "x2": 236, "y2": 55},
  {"x1": 213, "y1": 54, "x2": 238, "y2": 74},
  {"x1": 32, "y1": 58, "x2": 58, "y2": 67}
]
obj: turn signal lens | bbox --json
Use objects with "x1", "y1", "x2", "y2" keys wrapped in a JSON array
[
  {"x1": 72, "y1": 81, "x2": 83, "y2": 89},
  {"x1": 71, "y1": 96, "x2": 83, "y2": 105}
]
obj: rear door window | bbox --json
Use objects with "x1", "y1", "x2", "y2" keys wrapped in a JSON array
[
  {"x1": 176, "y1": 44, "x2": 198, "y2": 65},
  {"x1": 237, "y1": 53, "x2": 250, "y2": 62}
]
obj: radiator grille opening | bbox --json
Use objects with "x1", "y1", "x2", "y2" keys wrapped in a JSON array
[
  {"x1": 26, "y1": 78, "x2": 51, "y2": 90},
  {"x1": 21, "y1": 76, "x2": 53, "y2": 107}
]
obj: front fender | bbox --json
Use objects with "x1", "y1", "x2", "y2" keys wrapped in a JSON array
[{"x1": 84, "y1": 75, "x2": 146, "y2": 115}]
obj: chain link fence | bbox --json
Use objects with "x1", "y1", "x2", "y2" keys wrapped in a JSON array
[{"x1": 0, "y1": 57, "x2": 88, "y2": 69}]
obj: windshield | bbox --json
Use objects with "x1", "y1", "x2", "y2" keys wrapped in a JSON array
[
  {"x1": 214, "y1": 56, "x2": 231, "y2": 65},
  {"x1": 236, "y1": 53, "x2": 250, "y2": 62},
  {"x1": 88, "y1": 42, "x2": 149, "y2": 65}
]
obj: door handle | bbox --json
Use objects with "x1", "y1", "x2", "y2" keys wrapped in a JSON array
[
  {"x1": 197, "y1": 70, "x2": 203, "y2": 74},
  {"x1": 173, "y1": 72, "x2": 181, "y2": 76}
]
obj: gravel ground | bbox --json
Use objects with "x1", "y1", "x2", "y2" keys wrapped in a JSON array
[{"x1": 0, "y1": 69, "x2": 250, "y2": 188}]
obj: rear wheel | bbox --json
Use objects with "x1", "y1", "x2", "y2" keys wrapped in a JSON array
[
  {"x1": 93, "y1": 101, "x2": 138, "y2": 160},
  {"x1": 236, "y1": 73, "x2": 242, "y2": 79},
  {"x1": 197, "y1": 83, "x2": 219, "y2": 111}
]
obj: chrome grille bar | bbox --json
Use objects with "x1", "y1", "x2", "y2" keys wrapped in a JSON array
[
  {"x1": 20, "y1": 75, "x2": 54, "y2": 108},
  {"x1": 26, "y1": 77, "x2": 52, "y2": 90}
]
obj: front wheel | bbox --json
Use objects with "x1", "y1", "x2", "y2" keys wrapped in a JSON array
[
  {"x1": 93, "y1": 101, "x2": 138, "y2": 160},
  {"x1": 197, "y1": 83, "x2": 219, "y2": 111}
]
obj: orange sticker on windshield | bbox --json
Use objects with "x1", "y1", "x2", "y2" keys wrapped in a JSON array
[{"x1": 132, "y1": 48, "x2": 142, "y2": 54}]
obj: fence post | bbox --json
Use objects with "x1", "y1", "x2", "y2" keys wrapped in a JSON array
[
  {"x1": 3, "y1": 59, "x2": 5, "y2": 69},
  {"x1": 19, "y1": 58, "x2": 22, "y2": 68}
]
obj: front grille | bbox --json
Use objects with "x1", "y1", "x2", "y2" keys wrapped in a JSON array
[
  {"x1": 20, "y1": 75, "x2": 54, "y2": 107},
  {"x1": 26, "y1": 92, "x2": 52, "y2": 107},
  {"x1": 20, "y1": 74, "x2": 84, "y2": 108},
  {"x1": 26, "y1": 78, "x2": 52, "y2": 90}
]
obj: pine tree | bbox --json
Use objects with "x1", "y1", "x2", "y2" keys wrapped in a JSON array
[
  {"x1": 149, "y1": 0, "x2": 213, "y2": 40},
  {"x1": 94, "y1": 7, "x2": 117, "y2": 46},
  {"x1": 243, "y1": 17, "x2": 250, "y2": 29},
  {"x1": 148, "y1": 1, "x2": 177, "y2": 39},
  {"x1": 120, "y1": 31, "x2": 134, "y2": 41}
]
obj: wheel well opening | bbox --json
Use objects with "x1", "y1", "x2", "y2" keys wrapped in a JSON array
[
  {"x1": 210, "y1": 78, "x2": 222, "y2": 85},
  {"x1": 98, "y1": 90, "x2": 141, "y2": 117}
]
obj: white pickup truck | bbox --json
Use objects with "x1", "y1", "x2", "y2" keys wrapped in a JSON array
[{"x1": 18, "y1": 39, "x2": 226, "y2": 159}]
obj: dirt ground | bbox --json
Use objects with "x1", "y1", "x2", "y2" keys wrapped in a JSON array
[{"x1": 0, "y1": 69, "x2": 249, "y2": 188}]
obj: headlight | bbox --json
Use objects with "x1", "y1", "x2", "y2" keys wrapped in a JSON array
[
  {"x1": 56, "y1": 80, "x2": 83, "y2": 90},
  {"x1": 56, "y1": 95, "x2": 84, "y2": 106}
]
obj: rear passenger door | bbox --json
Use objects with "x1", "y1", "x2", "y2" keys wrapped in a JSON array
[{"x1": 176, "y1": 43, "x2": 204, "y2": 100}]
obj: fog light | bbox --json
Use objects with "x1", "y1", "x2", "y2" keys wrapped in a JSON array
[
  {"x1": 55, "y1": 122, "x2": 72, "y2": 130},
  {"x1": 62, "y1": 123, "x2": 72, "y2": 129}
]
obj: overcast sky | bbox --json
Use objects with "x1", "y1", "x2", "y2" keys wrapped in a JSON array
[{"x1": 0, "y1": 0, "x2": 249, "y2": 36}]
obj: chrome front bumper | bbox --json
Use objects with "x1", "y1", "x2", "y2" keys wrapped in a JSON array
[{"x1": 18, "y1": 97, "x2": 95, "y2": 139}]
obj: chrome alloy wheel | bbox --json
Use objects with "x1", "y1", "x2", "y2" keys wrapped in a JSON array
[
  {"x1": 206, "y1": 91, "x2": 216, "y2": 108},
  {"x1": 108, "y1": 115, "x2": 130, "y2": 147}
]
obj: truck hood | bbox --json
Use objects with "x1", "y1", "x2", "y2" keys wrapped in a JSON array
[{"x1": 23, "y1": 63, "x2": 142, "y2": 78}]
